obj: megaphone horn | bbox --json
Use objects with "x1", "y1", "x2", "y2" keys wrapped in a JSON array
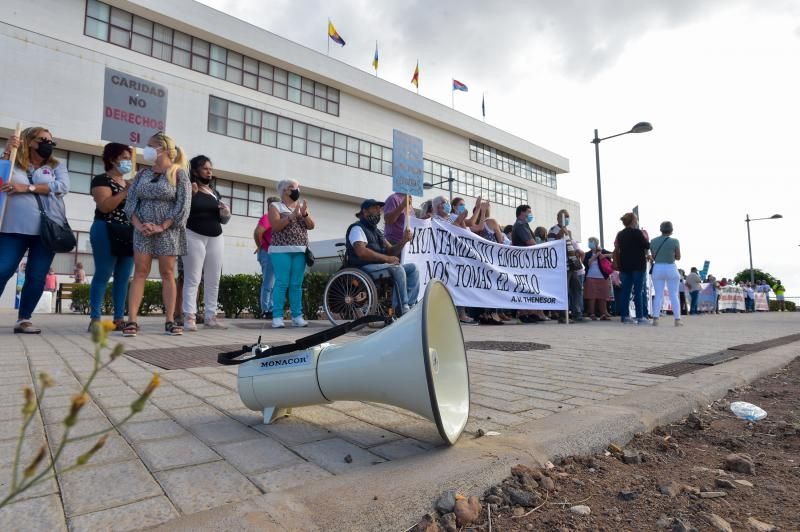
[{"x1": 222, "y1": 280, "x2": 471, "y2": 445}]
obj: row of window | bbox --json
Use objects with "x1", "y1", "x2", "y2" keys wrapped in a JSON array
[
  {"x1": 207, "y1": 96, "x2": 528, "y2": 207},
  {"x1": 469, "y1": 140, "x2": 557, "y2": 189},
  {"x1": 84, "y1": 0, "x2": 340, "y2": 116}
]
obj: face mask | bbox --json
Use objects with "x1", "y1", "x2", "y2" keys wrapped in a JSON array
[
  {"x1": 34, "y1": 142, "x2": 54, "y2": 160},
  {"x1": 526, "y1": 214, "x2": 534, "y2": 223},
  {"x1": 564, "y1": 217, "x2": 571, "y2": 226},
  {"x1": 116, "y1": 160, "x2": 132, "y2": 175},
  {"x1": 456, "y1": 204, "x2": 466, "y2": 214},
  {"x1": 588, "y1": 242, "x2": 596, "y2": 250},
  {"x1": 365, "y1": 213, "x2": 381, "y2": 226},
  {"x1": 195, "y1": 174, "x2": 212, "y2": 185},
  {"x1": 442, "y1": 203, "x2": 452, "y2": 215},
  {"x1": 142, "y1": 146, "x2": 158, "y2": 164},
  {"x1": 288, "y1": 189, "x2": 300, "y2": 201},
  {"x1": 534, "y1": 236, "x2": 542, "y2": 245}
]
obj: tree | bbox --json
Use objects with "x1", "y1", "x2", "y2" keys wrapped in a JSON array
[{"x1": 734, "y1": 268, "x2": 777, "y2": 286}]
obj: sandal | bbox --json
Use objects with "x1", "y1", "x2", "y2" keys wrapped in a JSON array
[
  {"x1": 113, "y1": 319, "x2": 125, "y2": 331},
  {"x1": 122, "y1": 322, "x2": 139, "y2": 337},
  {"x1": 165, "y1": 321, "x2": 183, "y2": 336},
  {"x1": 14, "y1": 321, "x2": 41, "y2": 334}
]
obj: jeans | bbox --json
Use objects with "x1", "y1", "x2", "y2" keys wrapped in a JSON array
[
  {"x1": 652, "y1": 263, "x2": 681, "y2": 320},
  {"x1": 269, "y1": 251, "x2": 305, "y2": 318},
  {"x1": 0, "y1": 233, "x2": 55, "y2": 320},
  {"x1": 690, "y1": 290, "x2": 700, "y2": 314},
  {"x1": 360, "y1": 263, "x2": 420, "y2": 308},
  {"x1": 89, "y1": 221, "x2": 134, "y2": 320},
  {"x1": 257, "y1": 248, "x2": 274, "y2": 314},
  {"x1": 618, "y1": 270, "x2": 646, "y2": 320},
  {"x1": 182, "y1": 229, "x2": 224, "y2": 320}
]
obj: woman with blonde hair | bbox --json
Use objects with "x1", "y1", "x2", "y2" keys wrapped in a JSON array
[
  {"x1": 122, "y1": 132, "x2": 191, "y2": 336},
  {"x1": 0, "y1": 127, "x2": 70, "y2": 334}
]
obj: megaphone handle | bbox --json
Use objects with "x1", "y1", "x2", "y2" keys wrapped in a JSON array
[{"x1": 217, "y1": 344, "x2": 256, "y2": 365}]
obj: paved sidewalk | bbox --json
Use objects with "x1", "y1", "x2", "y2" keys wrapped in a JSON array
[{"x1": 0, "y1": 311, "x2": 797, "y2": 530}]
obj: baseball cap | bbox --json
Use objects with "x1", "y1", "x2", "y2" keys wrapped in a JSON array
[{"x1": 355, "y1": 198, "x2": 385, "y2": 216}]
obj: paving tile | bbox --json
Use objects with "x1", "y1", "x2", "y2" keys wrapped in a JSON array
[
  {"x1": 135, "y1": 434, "x2": 220, "y2": 471},
  {"x1": 204, "y1": 393, "x2": 247, "y2": 412},
  {"x1": 369, "y1": 438, "x2": 432, "y2": 460},
  {"x1": 189, "y1": 418, "x2": 261, "y2": 445},
  {"x1": 293, "y1": 438, "x2": 385, "y2": 474},
  {"x1": 67, "y1": 495, "x2": 178, "y2": 532},
  {"x1": 168, "y1": 405, "x2": 227, "y2": 427},
  {"x1": 52, "y1": 433, "x2": 136, "y2": 472},
  {"x1": 0, "y1": 494, "x2": 66, "y2": 531},
  {"x1": 41, "y1": 401, "x2": 105, "y2": 426},
  {"x1": 388, "y1": 420, "x2": 444, "y2": 445},
  {"x1": 333, "y1": 419, "x2": 403, "y2": 447},
  {"x1": 345, "y1": 406, "x2": 420, "y2": 428},
  {"x1": 0, "y1": 465, "x2": 59, "y2": 502},
  {"x1": 118, "y1": 419, "x2": 188, "y2": 443},
  {"x1": 255, "y1": 417, "x2": 335, "y2": 445},
  {"x1": 227, "y1": 408, "x2": 266, "y2": 426},
  {"x1": 215, "y1": 436, "x2": 302, "y2": 475},
  {"x1": 0, "y1": 405, "x2": 24, "y2": 422},
  {"x1": 107, "y1": 404, "x2": 168, "y2": 424},
  {"x1": 249, "y1": 462, "x2": 332, "y2": 493},
  {"x1": 59, "y1": 459, "x2": 162, "y2": 517},
  {"x1": 292, "y1": 405, "x2": 355, "y2": 426},
  {"x1": 155, "y1": 461, "x2": 261, "y2": 514},
  {"x1": 149, "y1": 393, "x2": 205, "y2": 410},
  {"x1": 0, "y1": 416, "x2": 43, "y2": 443},
  {"x1": 186, "y1": 384, "x2": 231, "y2": 397}
]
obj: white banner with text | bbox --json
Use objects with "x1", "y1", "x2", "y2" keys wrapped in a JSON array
[{"x1": 402, "y1": 218, "x2": 567, "y2": 310}]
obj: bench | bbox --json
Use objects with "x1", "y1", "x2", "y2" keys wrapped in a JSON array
[{"x1": 56, "y1": 283, "x2": 84, "y2": 314}]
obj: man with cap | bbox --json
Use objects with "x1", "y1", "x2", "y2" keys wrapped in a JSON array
[{"x1": 346, "y1": 199, "x2": 419, "y2": 315}]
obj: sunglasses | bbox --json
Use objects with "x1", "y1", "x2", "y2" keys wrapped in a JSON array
[{"x1": 36, "y1": 138, "x2": 56, "y2": 147}]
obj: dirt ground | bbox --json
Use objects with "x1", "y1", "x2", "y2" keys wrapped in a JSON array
[{"x1": 413, "y1": 357, "x2": 799, "y2": 532}]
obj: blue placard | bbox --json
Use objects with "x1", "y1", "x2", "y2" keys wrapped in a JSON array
[
  {"x1": 699, "y1": 260, "x2": 710, "y2": 281},
  {"x1": 0, "y1": 159, "x2": 12, "y2": 231},
  {"x1": 392, "y1": 129, "x2": 424, "y2": 197}
]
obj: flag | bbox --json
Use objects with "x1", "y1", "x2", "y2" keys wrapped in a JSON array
[
  {"x1": 452, "y1": 79, "x2": 468, "y2": 92},
  {"x1": 411, "y1": 61, "x2": 419, "y2": 87},
  {"x1": 328, "y1": 20, "x2": 345, "y2": 46},
  {"x1": 481, "y1": 93, "x2": 485, "y2": 118},
  {"x1": 372, "y1": 41, "x2": 379, "y2": 71}
]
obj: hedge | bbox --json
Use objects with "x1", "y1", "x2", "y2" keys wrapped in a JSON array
[{"x1": 69, "y1": 272, "x2": 332, "y2": 319}]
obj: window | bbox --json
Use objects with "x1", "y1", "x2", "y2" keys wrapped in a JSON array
[
  {"x1": 214, "y1": 178, "x2": 266, "y2": 218},
  {"x1": 84, "y1": 1, "x2": 340, "y2": 116},
  {"x1": 469, "y1": 139, "x2": 557, "y2": 190}
]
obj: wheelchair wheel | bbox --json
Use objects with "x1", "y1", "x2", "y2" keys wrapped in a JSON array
[{"x1": 323, "y1": 268, "x2": 379, "y2": 326}]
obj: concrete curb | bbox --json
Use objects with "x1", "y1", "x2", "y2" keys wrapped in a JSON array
[{"x1": 152, "y1": 342, "x2": 799, "y2": 532}]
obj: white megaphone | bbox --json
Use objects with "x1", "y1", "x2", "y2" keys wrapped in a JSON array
[{"x1": 219, "y1": 280, "x2": 470, "y2": 445}]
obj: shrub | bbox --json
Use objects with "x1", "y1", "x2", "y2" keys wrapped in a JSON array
[
  {"x1": 302, "y1": 272, "x2": 331, "y2": 320},
  {"x1": 218, "y1": 274, "x2": 262, "y2": 318},
  {"x1": 768, "y1": 300, "x2": 796, "y2": 312}
]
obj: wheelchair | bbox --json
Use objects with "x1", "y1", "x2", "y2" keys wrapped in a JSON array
[{"x1": 322, "y1": 243, "x2": 397, "y2": 326}]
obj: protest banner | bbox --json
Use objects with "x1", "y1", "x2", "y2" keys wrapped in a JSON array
[
  {"x1": 391, "y1": 129, "x2": 423, "y2": 197},
  {"x1": 718, "y1": 285, "x2": 745, "y2": 311},
  {"x1": 102, "y1": 68, "x2": 167, "y2": 147},
  {"x1": 402, "y1": 217, "x2": 567, "y2": 310},
  {"x1": 0, "y1": 122, "x2": 22, "y2": 231},
  {"x1": 754, "y1": 292, "x2": 769, "y2": 311},
  {"x1": 698, "y1": 283, "x2": 716, "y2": 312}
]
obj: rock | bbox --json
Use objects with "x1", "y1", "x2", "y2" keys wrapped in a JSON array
[
  {"x1": 686, "y1": 412, "x2": 707, "y2": 430},
  {"x1": 569, "y1": 505, "x2": 591, "y2": 516},
  {"x1": 572, "y1": 478, "x2": 585, "y2": 487},
  {"x1": 485, "y1": 495, "x2": 503, "y2": 506},
  {"x1": 511, "y1": 464, "x2": 536, "y2": 477},
  {"x1": 453, "y1": 496, "x2": 481, "y2": 527},
  {"x1": 435, "y1": 490, "x2": 458, "y2": 514},
  {"x1": 609, "y1": 443, "x2": 623, "y2": 454},
  {"x1": 733, "y1": 479, "x2": 754, "y2": 488},
  {"x1": 715, "y1": 478, "x2": 737, "y2": 490},
  {"x1": 618, "y1": 489, "x2": 638, "y2": 501},
  {"x1": 544, "y1": 460, "x2": 555, "y2": 470},
  {"x1": 438, "y1": 512, "x2": 457, "y2": 532},
  {"x1": 412, "y1": 513, "x2": 442, "y2": 532},
  {"x1": 506, "y1": 487, "x2": 540, "y2": 508},
  {"x1": 656, "y1": 515, "x2": 673, "y2": 529},
  {"x1": 658, "y1": 480, "x2": 683, "y2": 498},
  {"x1": 525, "y1": 524, "x2": 535, "y2": 531},
  {"x1": 747, "y1": 517, "x2": 777, "y2": 531},
  {"x1": 475, "y1": 428, "x2": 485, "y2": 437},
  {"x1": 699, "y1": 491, "x2": 727, "y2": 499},
  {"x1": 682, "y1": 484, "x2": 700, "y2": 495},
  {"x1": 623, "y1": 449, "x2": 642, "y2": 464},
  {"x1": 672, "y1": 517, "x2": 698, "y2": 532},
  {"x1": 344, "y1": 454, "x2": 353, "y2": 463},
  {"x1": 513, "y1": 507, "x2": 525, "y2": 517},
  {"x1": 539, "y1": 476, "x2": 555, "y2": 491},
  {"x1": 725, "y1": 453, "x2": 755, "y2": 475},
  {"x1": 699, "y1": 512, "x2": 732, "y2": 532}
]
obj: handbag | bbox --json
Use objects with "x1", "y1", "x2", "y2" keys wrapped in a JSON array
[
  {"x1": 106, "y1": 222, "x2": 134, "y2": 257},
  {"x1": 26, "y1": 168, "x2": 76, "y2": 253},
  {"x1": 304, "y1": 247, "x2": 315, "y2": 267},
  {"x1": 598, "y1": 254, "x2": 614, "y2": 278},
  {"x1": 649, "y1": 236, "x2": 670, "y2": 275}
]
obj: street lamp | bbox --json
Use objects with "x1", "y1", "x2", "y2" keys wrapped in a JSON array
[
  {"x1": 423, "y1": 168, "x2": 454, "y2": 202},
  {"x1": 745, "y1": 213, "x2": 782, "y2": 285},
  {"x1": 591, "y1": 122, "x2": 653, "y2": 248}
]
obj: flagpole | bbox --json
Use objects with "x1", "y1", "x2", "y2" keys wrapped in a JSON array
[
  {"x1": 451, "y1": 78, "x2": 454, "y2": 109},
  {"x1": 374, "y1": 40, "x2": 378, "y2": 77},
  {"x1": 482, "y1": 92, "x2": 486, "y2": 122},
  {"x1": 327, "y1": 18, "x2": 330, "y2": 56}
]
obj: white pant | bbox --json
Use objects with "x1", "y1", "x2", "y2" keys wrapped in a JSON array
[
  {"x1": 652, "y1": 263, "x2": 681, "y2": 320},
  {"x1": 182, "y1": 229, "x2": 224, "y2": 319}
]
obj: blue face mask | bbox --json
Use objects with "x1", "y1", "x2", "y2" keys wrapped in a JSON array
[
  {"x1": 534, "y1": 236, "x2": 542, "y2": 244},
  {"x1": 564, "y1": 217, "x2": 571, "y2": 226},
  {"x1": 526, "y1": 214, "x2": 534, "y2": 223},
  {"x1": 442, "y1": 203, "x2": 452, "y2": 214},
  {"x1": 456, "y1": 204, "x2": 466, "y2": 214},
  {"x1": 588, "y1": 241, "x2": 596, "y2": 250},
  {"x1": 117, "y1": 160, "x2": 132, "y2": 175}
]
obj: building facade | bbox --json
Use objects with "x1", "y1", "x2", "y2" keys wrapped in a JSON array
[{"x1": 0, "y1": 0, "x2": 578, "y2": 306}]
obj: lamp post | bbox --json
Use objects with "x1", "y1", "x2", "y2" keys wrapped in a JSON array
[
  {"x1": 745, "y1": 213, "x2": 782, "y2": 285},
  {"x1": 591, "y1": 122, "x2": 653, "y2": 248},
  {"x1": 423, "y1": 168, "x2": 454, "y2": 202}
]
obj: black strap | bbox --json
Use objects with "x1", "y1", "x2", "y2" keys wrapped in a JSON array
[
  {"x1": 652, "y1": 236, "x2": 670, "y2": 263},
  {"x1": 217, "y1": 314, "x2": 392, "y2": 365},
  {"x1": 25, "y1": 168, "x2": 48, "y2": 216}
]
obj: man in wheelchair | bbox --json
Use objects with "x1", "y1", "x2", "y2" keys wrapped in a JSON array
[{"x1": 346, "y1": 199, "x2": 419, "y2": 316}]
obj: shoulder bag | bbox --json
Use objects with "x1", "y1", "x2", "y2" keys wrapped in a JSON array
[{"x1": 27, "y1": 168, "x2": 76, "y2": 253}]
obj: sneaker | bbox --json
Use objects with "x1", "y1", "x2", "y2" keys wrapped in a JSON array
[
  {"x1": 621, "y1": 317, "x2": 634, "y2": 324},
  {"x1": 184, "y1": 316, "x2": 198, "y2": 332},
  {"x1": 674, "y1": 319, "x2": 684, "y2": 327},
  {"x1": 292, "y1": 316, "x2": 308, "y2": 328},
  {"x1": 204, "y1": 317, "x2": 228, "y2": 329},
  {"x1": 652, "y1": 318, "x2": 659, "y2": 327},
  {"x1": 401, "y1": 304, "x2": 411, "y2": 315},
  {"x1": 637, "y1": 318, "x2": 650, "y2": 325},
  {"x1": 272, "y1": 317, "x2": 285, "y2": 328}
]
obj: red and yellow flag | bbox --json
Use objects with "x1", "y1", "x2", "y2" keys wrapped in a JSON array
[{"x1": 411, "y1": 61, "x2": 419, "y2": 88}]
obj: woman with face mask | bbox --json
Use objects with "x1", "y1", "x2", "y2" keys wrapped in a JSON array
[
  {"x1": 431, "y1": 195, "x2": 454, "y2": 223},
  {"x1": 122, "y1": 132, "x2": 191, "y2": 337},
  {"x1": 180, "y1": 155, "x2": 231, "y2": 331},
  {"x1": 0, "y1": 127, "x2": 70, "y2": 334},
  {"x1": 268, "y1": 179, "x2": 315, "y2": 328},
  {"x1": 582, "y1": 237, "x2": 613, "y2": 321},
  {"x1": 88, "y1": 142, "x2": 135, "y2": 332}
]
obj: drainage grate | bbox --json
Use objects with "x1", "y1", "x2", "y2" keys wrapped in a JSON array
[
  {"x1": 642, "y1": 361, "x2": 706, "y2": 377},
  {"x1": 686, "y1": 351, "x2": 741, "y2": 366},
  {"x1": 728, "y1": 333, "x2": 800, "y2": 353},
  {"x1": 126, "y1": 344, "x2": 239, "y2": 370},
  {"x1": 465, "y1": 341, "x2": 551, "y2": 352}
]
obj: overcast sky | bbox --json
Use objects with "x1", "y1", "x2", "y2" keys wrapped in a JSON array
[{"x1": 200, "y1": 0, "x2": 800, "y2": 296}]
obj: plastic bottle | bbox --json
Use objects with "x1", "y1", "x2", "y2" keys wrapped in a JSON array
[{"x1": 730, "y1": 401, "x2": 767, "y2": 421}]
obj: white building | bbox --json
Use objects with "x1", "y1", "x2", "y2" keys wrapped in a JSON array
[{"x1": 0, "y1": 0, "x2": 578, "y2": 301}]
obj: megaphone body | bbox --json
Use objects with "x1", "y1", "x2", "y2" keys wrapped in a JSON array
[{"x1": 235, "y1": 280, "x2": 471, "y2": 445}]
